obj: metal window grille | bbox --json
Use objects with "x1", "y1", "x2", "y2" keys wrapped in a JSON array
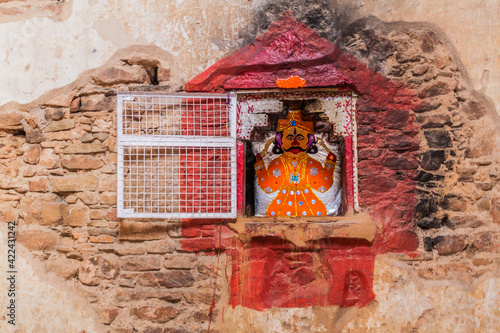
[{"x1": 117, "y1": 92, "x2": 237, "y2": 218}]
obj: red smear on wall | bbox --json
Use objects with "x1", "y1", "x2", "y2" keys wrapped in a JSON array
[{"x1": 182, "y1": 11, "x2": 421, "y2": 311}]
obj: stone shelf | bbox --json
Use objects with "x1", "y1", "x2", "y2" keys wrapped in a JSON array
[{"x1": 228, "y1": 213, "x2": 376, "y2": 247}]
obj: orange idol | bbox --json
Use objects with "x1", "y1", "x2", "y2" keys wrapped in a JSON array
[{"x1": 254, "y1": 109, "x2": 337, "y2": 217}]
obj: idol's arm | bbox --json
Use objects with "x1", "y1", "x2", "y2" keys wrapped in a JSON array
[
  {"x1": 254, "y1": 154, "x2": 284, "y2": 193},
  {"x1": 307, "y1": 154, "x2": 336, "y2": 192}
]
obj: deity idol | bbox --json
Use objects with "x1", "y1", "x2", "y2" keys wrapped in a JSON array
[{"x1": 254, "y1": 109, "x2": 337, "y2": 217}]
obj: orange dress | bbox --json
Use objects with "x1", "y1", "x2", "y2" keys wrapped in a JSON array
[{"x1": 255, "y1": 153, "x2": 336, "y2": 217}]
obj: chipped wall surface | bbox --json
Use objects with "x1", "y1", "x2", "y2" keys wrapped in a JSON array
[{"x1": 0, "y1": 227, "x2": 103, "y2": 333}]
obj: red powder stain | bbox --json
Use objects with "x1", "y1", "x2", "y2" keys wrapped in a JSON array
[{"x1": 276, "y1": 76, "x2": 306, "y2": 88}]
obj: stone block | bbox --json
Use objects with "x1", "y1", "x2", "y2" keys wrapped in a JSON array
[
  {"x1": 44, "y1": 255, "x2": 79, "y2": 280},
  {"x1": 61, "y1": 155, "x2": 103, "y2": 171},
  {"x1": 80, "y1": 94, "x2": 115, "y2": 112},
  {"x1": 411, "y1": 64, "x2": 429, "y2": 76},
  {"x1": 43, "y1": 119, "x2": 75, "y2": 132},
  {"x1": 416, "y1": 217, "x2": 441, "y2": 229},
  {"x1": 432, "y1": 235, "x2": 468, "y2": 256},
  {"x1": 94, "y1": 65, "x2": 149, "y2": 86},
  {"x1": 441, "y1": 194, "x2": 467, "y2": 211},
  {"x1": 120, "y1": 256, "x2": 161, "y2": 271},
  {"x1": 23, "y1": 144, "x2": 41, "y2": 164},
  {"x1": 462, "y1": 100, "x2": 486, "y2": 120},
  {"x1": 420, "y1": 150, "x2": 445, "y2": 171},
  {"x1": 145, "y1": 240, "x2": 174, "y2": 254},
  {"x1": 163, "y1": 254, "x2": 197, "y2": 270},
  {"x1": 119, "y1": 222, "x2": 167, "y2": 241},
  {"x1": 418, "y1": 81, "x2": 452, "y2": 98},
  {"x1": 131, "y1": 306, "x2": 179, "y2": 324},
  {"x1": 472, "y1": 232, "x2": 498, "y2": 252},
  {"x1": 136, "y1": 271, "x2": 195, "y2": 288},
  {"x1": 489, "y1": 197, "x2": 500, "y2": 224},
  {"x1": 44, "y1": 108, "x2": 65, "y2": 121},
  {"x1": 445, "y1": 215, "x2": 483, "y2": 229},
  {"x1": 18, "y1": 229, "x2": 58, "y2": 251},
  {"x1": 62, "y1": 143, "x2": 106, "y2": 154},
  {"x1": 40, "y1": 202, "x2": 63, "y2": 225},
  {"x1": 90, "y1": 235, "x2": 114, "y2": 243},
  {"x1": 25, "y1": 130, "x2": 45, "y2": 144},
  {"x1": 98, "y1": 308, "x2": 119, "y2": 325},
  {"x1": 29, "y1": 177, "x2": 49, "y2": 192},
  {"x1": 39, "y1": 149, "x2": 59, "y2": 169},
  {"x1": 114, "y1": 244, "x2": 146, "y2": 256},
  {"x1": 184, "y1": 291, "x2": 216, "y2": 305},
  {"x1": 0, "y1": 111, "x2": 24, "y2": 130},
  {"x1": 49, "y1": 174, "x2": 98, "y2": 192},
  {"x1": 100, "y1": 192, "x2": 117, "y2": 206},
  {"x1": 416, "y1": 113, "x2": 451, "y2": 129},
  {"x1": 78, "y1": 255, "x2": 119, "y2": 286},
  {"x1": 424, "y1": 130, "x2": 452, "y2": 148},
  {"x1": 61, "y1": 203, "x2": 89, "y2": 227}
]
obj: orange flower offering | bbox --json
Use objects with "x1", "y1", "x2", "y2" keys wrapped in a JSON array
[{"x1": 275, "y1": 76, "x2": 306, "y2": 89}]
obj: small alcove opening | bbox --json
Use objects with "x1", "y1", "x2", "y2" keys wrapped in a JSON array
[{"x1": 242, "y1": 98, "x2": 347, "y2": 219}]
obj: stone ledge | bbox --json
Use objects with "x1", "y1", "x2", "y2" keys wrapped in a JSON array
[{"x1": 228, "y1": 213, "x2": 376, "y2": 247}]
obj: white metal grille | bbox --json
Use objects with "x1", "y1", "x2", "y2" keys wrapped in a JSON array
[{"x1": 117, "y1": 92, "x2": 237, "y2": 218}]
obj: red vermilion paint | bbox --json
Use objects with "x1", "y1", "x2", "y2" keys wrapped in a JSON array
[{"x1": 182, "y1": 11, "x2": 421, "y2": 311}]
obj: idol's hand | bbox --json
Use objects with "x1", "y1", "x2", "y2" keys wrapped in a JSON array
[
  {"x1": 261, "y1": 137, "x2": 275, "y2": 157},
  {"x1": 317, "y1": 138, "x2": 331, "y2": 153}
]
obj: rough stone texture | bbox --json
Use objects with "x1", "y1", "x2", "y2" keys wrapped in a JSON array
[
  {"x1": 432, "y1": 235, "x2": 468, "y2": 256},
  {"x1": 0, "y1": 5, "x2": 498, "y2": 333},
  {"x1": 18, "y1": 229, "x2": 58, "y2": 251},
  {"x1": 60, "y1": 155, "x2": 103, "y2": 170},
  {"x1": 78, "y1": 255, "x2": 120, "y2": 286},
  {"x1": 43, "y1": 119, "x2": 75, "y2": 132},
  {"x1": 119, "y1": 222, "x2": 168, "y2": 241},
  {"x1": 49, "y1": 174, "x2": 99, "y2": 192}
]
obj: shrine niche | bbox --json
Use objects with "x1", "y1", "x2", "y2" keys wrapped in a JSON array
[
  {"x1": 253, "y1": 105, "x2": 339, "y2": 218},
  {"x1": 183, "y1": 10, "x2": 421, "y2": 313}
]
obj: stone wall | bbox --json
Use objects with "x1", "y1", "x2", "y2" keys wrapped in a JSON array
[{"x1": 0, "y1": 1, "x2": 499, "y2": 333}]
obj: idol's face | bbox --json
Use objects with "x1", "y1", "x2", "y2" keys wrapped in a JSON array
[{"x1": 282, "y1": 127, "x2": 309, "y2": 154}]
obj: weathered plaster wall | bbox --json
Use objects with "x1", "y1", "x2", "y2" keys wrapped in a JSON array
[
  {"x1": 0, "y1": 1, "x2": 499, "y2": 332},
  {"x1": 0, "y1": 0, "x2": 499, "y2": 114}
]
